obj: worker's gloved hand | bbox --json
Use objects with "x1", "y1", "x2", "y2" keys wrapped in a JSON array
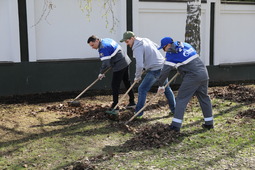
[
  {"x1": 157, "y1": 86, "x2": 165, "y2": 94},
  {"x1": 98, "y1": 73, "x2": 105, "y2": 80},
  {"x1": 134, "y1": 77, "x2": 141, "y2": 83}
]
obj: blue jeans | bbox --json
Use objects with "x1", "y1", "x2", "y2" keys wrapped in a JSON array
[{"x1": 135, "y1": 69, "x2": 176, "y2": 116}]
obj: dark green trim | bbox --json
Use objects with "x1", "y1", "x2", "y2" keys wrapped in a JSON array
[
  {"x1": 126, "y1": 0, "x2": 133, "y2": 58},
  {"x1": 221, "y1": 1, "x2": 255, "y2": 5},
  {"x1": 127, "y1": 0, "x2": 133, "y2": 31},
  {"x1": 18, "y1": 0, "x2": 29, "y2": 62},
  {"x1": 209, "y1": 2, "x2": 215, "y2": 66},
  {"x1": 139, "y1": 0, "x2": 207, "y2": 3},
  {"x1": 0, "y1": 61, "x2": 109, "y2": 96},
  {"x1": 0, "y1": 61, "x2": 254, "y2": 97},
  {"x1": 167, "y1": 64, "x2": 255, "y2": 87},
  {"x1": 207, "y1": 64, "x2": 255, "y2": 83}
]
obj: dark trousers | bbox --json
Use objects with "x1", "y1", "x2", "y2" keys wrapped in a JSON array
[
  {"x1": 172, "y1": 79, "x2": 213, "y2": 128},
  {"x1": 111, "y1": 66, "x2": 135, "y2": 108}
]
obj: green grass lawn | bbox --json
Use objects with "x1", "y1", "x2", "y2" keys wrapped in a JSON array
[{"x1": 0, "y1": 85, "x2": 254, "y2": 170}]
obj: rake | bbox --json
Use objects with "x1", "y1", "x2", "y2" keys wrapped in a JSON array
[
  {"x1": 125, "y1": 72, "x2": 179, "y2": 125},
  {"x1": 67, "y1": 67, "x2": 111, "y2": 107},
  {"x1": 105, "y1": 80, "x2": 138, "y2": 115}
]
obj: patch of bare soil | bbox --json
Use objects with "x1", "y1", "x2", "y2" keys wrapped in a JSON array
[
  {"x1": 45, "y1": 102, "x2": 136, "y2": 122},
  {"x1": 120, "y1": 122, "x2": 184, "y2": 150},
  {"x1": 43, "y1": 84, "x2": 255, "y2": 134},
  {"x1": 44, "y1": 84, "x2": 254, "y2": 122},
  {"x1": 63, "y1": 123, "x2": 184, "y2": 170},
  {"x1": 235, "y1": 108, "x2": 255, "y2": 119},
  {"x1": 46, "y1": 103, "x2": 110, "y2": 120},
  {"x1": 63, "y1": 153, "x2": 115, "y2": 170},
  {"x1": 209, "y1": 84, "x2": 255, "y2": 103},
  {"x1": 1, "y1": 84, "x2": 254, "y2": 170}
]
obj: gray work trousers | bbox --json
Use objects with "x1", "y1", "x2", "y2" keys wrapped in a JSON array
[{"x1": 171, "y1": 79, "x2": 213, "y2": 128}]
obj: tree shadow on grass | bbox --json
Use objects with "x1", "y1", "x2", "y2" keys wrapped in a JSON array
[
  {"x1": 43, "y1": 100, "x2": 254, "y2": 170},
  {"x1": 0, "y1": 100, "x2": 253, "y2": 169},
  {"x1": 102, "y1": 127, "x2": 205, "y2": 153},
  {"x1": 79, "y1": 102, "x2": 254, "y2": 169},
  {"x1": 182, "y1": 102, "x2": 251, "y2": 129},
  {"x1": 0, "y1": 114, "x2": 128, "y2": 157},
  {"x1": 57, "y1": 124, "x2": 207, "y2": 170},
  {"x1": 188, "y1": 139, "x2": 255, "y2": 169}
]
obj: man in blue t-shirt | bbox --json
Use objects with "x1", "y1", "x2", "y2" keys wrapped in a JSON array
[
  {"x1": 157, "y1": 37, "x2": 214, "y2": 132},
  {"x1": 87, "y1": 35, "x2": 135, "y2": 110}
]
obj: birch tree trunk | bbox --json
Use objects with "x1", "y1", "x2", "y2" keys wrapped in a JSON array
[{"x1": 185, "y1": 0, "x2": 201, "y2": 55}]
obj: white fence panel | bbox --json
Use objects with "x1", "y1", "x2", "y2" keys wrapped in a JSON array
[
  {"x1": 26, "y1": 0, "x2": 126, "y2": 61},
  {"x1": 0, "y1": 0, "x2": 20, "y2": 62},
  {"x1": 134, "y1": 0, "x2": 255, "y2": 66},
  {"x1": 1, "y1": 0, "x2": 254, "y2": 65},
  {"x1": 214, "y1": 3, "x2": 255, "y2": 65},
  {"x1": 133, "y1": 1, "x2": 211, "y2": 65}
]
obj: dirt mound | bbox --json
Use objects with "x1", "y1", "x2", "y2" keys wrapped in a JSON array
[
  {"x1": 46, "y1": 103, "x2": 109, "y2": 120},
  {"x1": 46, "y1": 103, "x2": 136, "y2": 121},
  {"x1": 209, "y1": 84, "x2": 255, "y2": 103},
  {"x1": 63, "y1": 123, "x2": 183, "y2": 170},
  {"x1": 63, "y1": 153, "x2": 116, "y2": 170},
  {"x1": 235, "y1": 108, "x2": 255, "y2": 119},
  {"x1": 120, "y1": 122, "x2": 183, "y2": 150}
]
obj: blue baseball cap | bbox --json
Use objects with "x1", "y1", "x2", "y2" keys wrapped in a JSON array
[{"x1": 158, "y1": 37, "x2": 173, "y2": 50}]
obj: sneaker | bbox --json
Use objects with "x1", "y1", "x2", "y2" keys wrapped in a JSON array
[
  {"x1": 168, "y1": 125, "x2": 180, "y2": 132},
  {"x1": 126, "y1": 102, "x2": 136, "y2": 109},
  {"x1": 202, "y1": 124, "x2": 214, "y2": 130},
  {"x1": 105, "y1": 107, "x2": 119, "y2": 115},
  {"x1": 105, "y1": 109, "x2": 119, "y2": 115},
  {"x1": 135, "y1": 115, "x2": 143, "y2": 119},
  {"x1": 133, "y1": 112, "x2": 143, "y2": 119}
]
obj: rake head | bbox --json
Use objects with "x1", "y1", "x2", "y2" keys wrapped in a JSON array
[{"x1": 67, "y1": 101, "x2": 81, "y2": 107}]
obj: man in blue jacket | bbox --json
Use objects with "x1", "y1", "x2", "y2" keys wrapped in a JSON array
[
  {"x1": 87, "y1": 35, "x2": 135, "y2": 110},
  {"x1": 157, "y1": 37, "x2": 214, "y2": 132}
]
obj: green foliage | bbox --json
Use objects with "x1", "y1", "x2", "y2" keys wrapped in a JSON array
[
  {"x1": 79, "y1": 0, "x2": 119, "y2": 33},
  {"x1": 34, "y1": 0, "x2": 119, "y2": 32}
]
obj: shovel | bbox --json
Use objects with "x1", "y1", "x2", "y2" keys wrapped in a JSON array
[
  {"x1": 106, "y1": 80, "x2": 138, "y2": 115},
  {"x1": 125, "y1": 72, "x2": 179, "y2": 125},
  {"x1": 68, "y1": 67, "x2": 111, "y2": 107}
]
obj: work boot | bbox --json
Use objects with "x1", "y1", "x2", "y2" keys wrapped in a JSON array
[
  {"x1": 168, "y1": 125, "x2": 180, "y2": 132},
  {"x1": 202, "y1": 124, "x2": 214, "y2": 130},
  {"x1": 126, "y1": 102, "x2": 136, "y2": 109}
]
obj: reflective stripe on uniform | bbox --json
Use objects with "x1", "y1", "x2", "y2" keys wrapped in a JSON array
[
  {"x1": 175, "y1": 54, "x2": 199, "y2": 68},
  {"x1": 100, "y1": 45, "x2": 121, "y2": 61},
  {"x1": 172, "y1": 118, "x2": 183, "y2": 124},
  {"x1": 204, "y1": 117, "x2": 213, "y2": 121},
  {"x1": 164, "y1": 54, "x2": 199, "y2": 68}
]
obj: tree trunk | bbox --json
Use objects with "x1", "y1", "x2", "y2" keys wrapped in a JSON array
[{"x1": 185, "y1": 0, "x2": 201, "y2": 55}]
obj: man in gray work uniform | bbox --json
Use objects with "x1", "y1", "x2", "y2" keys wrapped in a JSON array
[{"x1": 157, "y1": 37, "x2": 214, "y2": 132}]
